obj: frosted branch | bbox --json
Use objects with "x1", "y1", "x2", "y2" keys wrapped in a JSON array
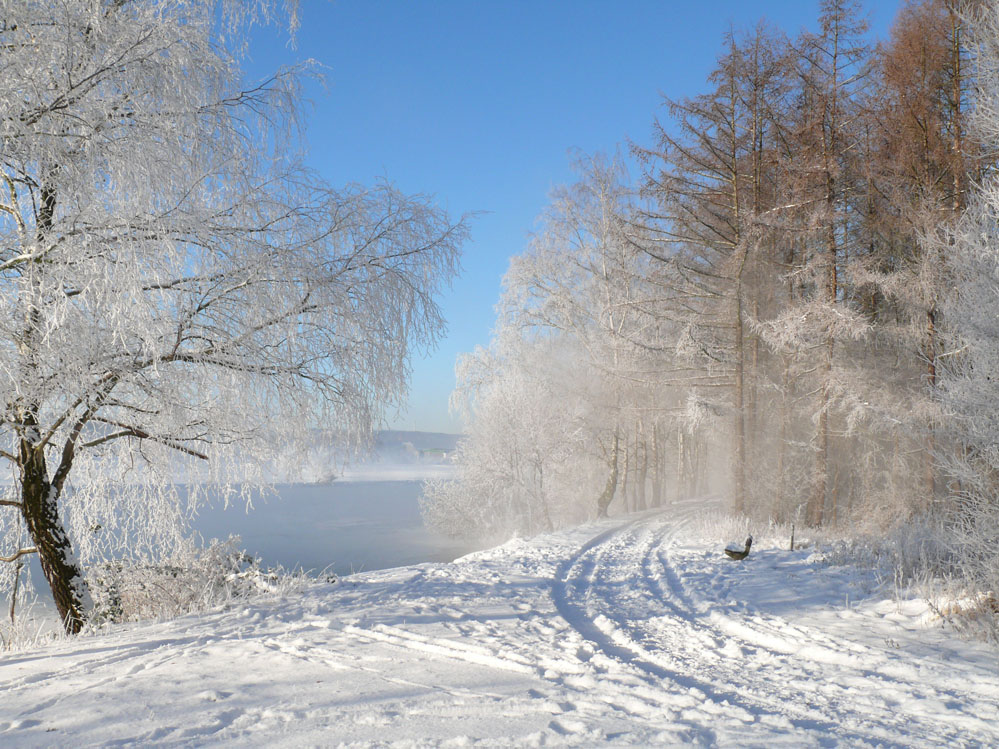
[{"x1": 0, "y1": 547, "x2": 37, "y2": 564}]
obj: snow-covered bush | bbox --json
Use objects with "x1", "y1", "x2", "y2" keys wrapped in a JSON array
[{"x1": 87, "y1": 537, "x2": 306, "y2": 625}]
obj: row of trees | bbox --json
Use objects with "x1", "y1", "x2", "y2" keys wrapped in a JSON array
[{"x1": 425, "y1": 0, "x2": 999, "y2": 583}]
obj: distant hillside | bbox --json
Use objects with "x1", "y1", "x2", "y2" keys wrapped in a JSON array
[
  {"x1": 259, "y1": 429, "x2": 463, "y2": 483},
  {"x1": 371, "y1": 430, "x2": 462, "y2": 463}
]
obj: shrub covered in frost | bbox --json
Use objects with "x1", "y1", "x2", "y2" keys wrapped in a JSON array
[{"x1": 86, "y1": 537, "x2": 303, "y2": 625}]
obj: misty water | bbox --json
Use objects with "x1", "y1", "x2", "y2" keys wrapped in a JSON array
[
  {"x1": 13, "y1": 476, "x2": 474, "y2": 618},
  {"x1": 13, "y1": 432, "x2": 470, "y2": 616},
  {"x1": 192, "y1": 479, "x2": 474, "y2": 577}
]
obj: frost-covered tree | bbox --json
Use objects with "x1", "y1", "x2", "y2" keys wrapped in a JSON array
[
  {"x1": 937, "y1": 0, "x2": 999, "y2": 602},
  {"x1": 634, "y1": 24, "x2": 790, "y2": 516},
  {"x1": 424, "y1": 157, "x2": 712, "y2": 542},
  {"x1": 507, "y1": 156, "x2": 661, "y2": 517},
  {"x1": 0, "y1": 0, "x2": 466, "y2": 632},
  {"x1": 421, "y1": 335, "x2": 591, "y2": 541}
]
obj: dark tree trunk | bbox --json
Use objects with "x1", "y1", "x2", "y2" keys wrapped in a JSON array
[
  {"x1": 19, "y1": 444, "x2": 89, "y2": 634},
  {"x1": 16, "y1": 177, "x2": 89, "y2": 633}
]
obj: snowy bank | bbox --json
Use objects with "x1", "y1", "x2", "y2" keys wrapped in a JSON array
[{"x1": 0, "y1": 506, "x2": 995, "y2": 747}]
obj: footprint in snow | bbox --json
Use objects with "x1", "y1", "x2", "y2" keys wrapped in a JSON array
[
  {"x1": 197, "y1": 690, "x2": 232, "y2": 702},
  {"x1": 548, "y1": 717, "x2": 588, "y2": 735},
  {"x1": 0, "y1": 719, "x2": 40, "y2": 731}
]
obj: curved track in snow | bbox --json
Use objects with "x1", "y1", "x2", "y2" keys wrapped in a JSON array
[
  {"x1": 0, "y1": 505, "x2": 996, "y2": 747},
  {"x1": 549, "y1": 510, "x2": 997, "y2": 746}
]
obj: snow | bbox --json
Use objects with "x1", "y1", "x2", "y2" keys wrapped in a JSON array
[{"x1": 1, "y1": 501, "x2": 997, "y2": 747}]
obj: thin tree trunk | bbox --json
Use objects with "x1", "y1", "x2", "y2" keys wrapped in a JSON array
[
  {"x1": 690, "y1": 432, "x2": 702, "y2": 497},
  {"x1": 596, "y1": 429, "x2": 620, "y2": 518},
  {"x1": 10, "y1": 560, "x2": 23, "y2": 624},
  {"x1": 734, "y1": 290, "x2": 746, "y2": 515},
  {"x1": 776, "y1": 354, "x2": 792, "y2": 519},
  {"x1": 651, "y1": 422, "x2": 664, "y2": 507},
  {"x1": 925, "y1": 307, "x2": 937, "y2": 509},
  {"x1": 809, "y1": 339, "x2": 832, "y2": 526},
  {"x1": 677, "y1": 427, "x2": 686, "y2": 498},
  {"x1": 620, "y1": 433, "x2": 630, "y2": 512},
  {"x1": 537, "y1": 464, "x2": 553, "y2": 532},
  {"x1": 810, "y1": 154, "x2": 838, "y2": 526},
  {"x1": 749, "y1": 292, "x2": 760, "y2": 500},
  {"x1": 636, "y1": 421, "x2": 647, "y2": 512}
]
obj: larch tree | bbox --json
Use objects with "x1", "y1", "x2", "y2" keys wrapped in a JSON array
[
  {"x1": 634, "y1": 24, "x2": 789, "y2": 516},
  {"x1": 425, "y1": 0, "x2": 999, "y2": 577},
  {"x1": 768, "y1": 0, "x2": 873, "y2": 526},
  {"x1": 0, "y1": 0, "x2": 467, "y2": 632},
  {"x1": 859, "y1": 0, "x2": 979, "y2": 516}
]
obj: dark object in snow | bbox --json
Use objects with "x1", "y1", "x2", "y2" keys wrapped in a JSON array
[{"x1": 724, "y1": 535, "x2": 753, "y2": 560}]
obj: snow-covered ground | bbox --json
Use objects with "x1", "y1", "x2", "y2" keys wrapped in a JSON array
[{"x1": 1, "y1": 500, "x2": 996, "y2": 747}]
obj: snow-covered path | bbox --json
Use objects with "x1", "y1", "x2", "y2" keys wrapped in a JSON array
[{"x1": 1, "y1": 506, "x2": 996, "y2": 747}]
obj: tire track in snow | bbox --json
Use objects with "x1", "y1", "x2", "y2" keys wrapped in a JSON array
[
  {"x1": 553, "y1": 509, "x2": 981, "y2": 747},
  {"x1": 549, "y1": 511, "x2": 851, "y2": 742},
  {"x1": 329, "y1": 515, "x2": 703, "y2": 727},
  {"x1": 0, "y1": 633, "x2": 212, "y2": 709},
  {"x1": 602, "y1": 528, "x2": 841, "y2": 741},
  {"x1": 646, "y1": 517, "x2": 999, "y2": 745},
  {"x1": 344, "y1": 623, "x2": 538, "y2": 676},
  {"x1": 636, "y1": 521, "x2": 904, "y2": 740},
  {"x1": 259, "y1": 632, "x2": 515, "y2": 703},
  {"x1": 340, "y1": 573, "x2": 669, "y2": 722}
]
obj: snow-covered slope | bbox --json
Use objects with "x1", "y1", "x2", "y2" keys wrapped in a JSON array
[{"x1": 1, "y1": 503, "x2": 995, "y2": 747}]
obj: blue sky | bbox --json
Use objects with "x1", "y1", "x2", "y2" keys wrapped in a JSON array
[{"x1": 248, "y1": 0, "x2": 900, "y2": 433}]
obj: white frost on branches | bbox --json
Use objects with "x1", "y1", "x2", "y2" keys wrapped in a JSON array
[
  {"x1": 0, "y1": 0, "x2": 466, "y2": 612},
  {"x1": 934, "y1": 0, "x2": 999, "y2": 604}
]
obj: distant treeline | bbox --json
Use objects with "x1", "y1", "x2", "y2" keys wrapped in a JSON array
[{"x1": 424, "y1": 0, "x2": 999, "y2": 561}]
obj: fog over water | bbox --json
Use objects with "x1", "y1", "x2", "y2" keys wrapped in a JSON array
[
  {"x1": 14, "y1": 473, "x2": 472, "y2": 622},
  {"x1": 190, "y1": 431, "x2": 472, "y2": 576},
  {"x1": 14, "y1": 433, "x2": 469, "y2": 612},
  {"x1": 192, "y1": 477, "x2": 474, "y2": 577}
]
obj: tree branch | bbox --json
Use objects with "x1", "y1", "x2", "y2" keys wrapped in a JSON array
[
  {"x1": 0, "y1": 547, "x2": 37, "y2": 563},
  {"x1": 83, "y1": 418, "x2": 209, "y2": 460}
]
